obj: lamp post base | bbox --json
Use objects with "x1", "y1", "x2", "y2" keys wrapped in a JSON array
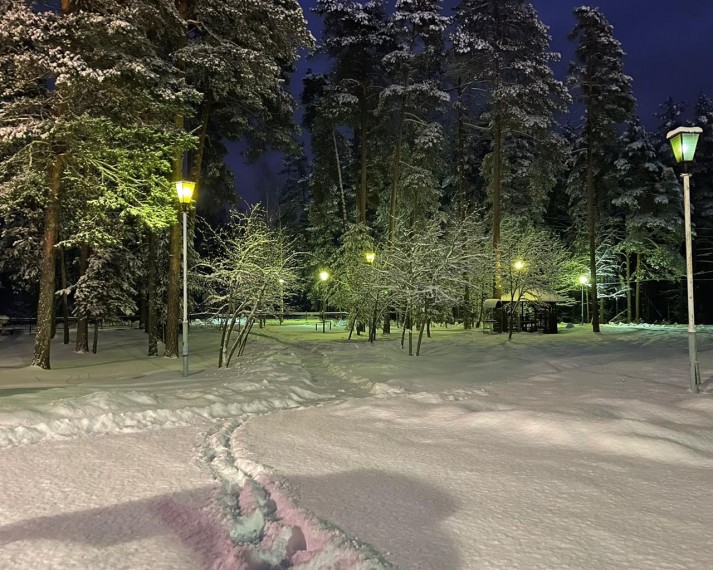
[
  {"x1": 688, "y1": 330, "x2": 700, "y2": 393},
  {"x1": 182, "y1": 319, "x2": 189, "y2": 378}
]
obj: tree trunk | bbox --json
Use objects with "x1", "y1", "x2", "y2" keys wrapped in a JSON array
[
  {"x1": 625, "y1": 251, "x2": 632, "y2": 322},
  {"x1": 358, "y1": 81, "x2": 369, "y2": 224},
  {"x1": 92, "y1": 320, "x2": 99, "y2": 354},
  {"x1": 492, "y1": 117, "x2": 503, "y2": 299},
  {"x1": 165, "y1": 219, "x2": 181, "y2": 357},
  {"x1": 189, "y1": 103, "x2": 210, "y2": 202},
  {"x1": 457, "y1": 77, "x2": 467, "y2": 222},
  {"x1": 59, "y1": 248, "x2": 70, "y2": 344},
  {"x1": 416, "y1": 307, "x2": 427, "y2": 356},
  {"x1": 147, "y1": 231, "x2": 158, "y2": 356},
  {"x1": 388, "y1": 99, "x2": 406, "y2": 241},
  {"x1": 635, "y1": 252, "x2": 641, "y2": 322},
  {"x1": 332, "y1": 130, "x2": 348, "y2": 227},
  {"x1": 32, "y1": 156, "x2": 63, "y2": 369},
  {"x1": 166, "y1": 0, "x2": 189, "y2": 357},
  {"x1": 74, "y1": 244, "x2": 89, "y2": 352},
  {"x1": 586, "y1": 140, "x2": 600, "y2": 333}
]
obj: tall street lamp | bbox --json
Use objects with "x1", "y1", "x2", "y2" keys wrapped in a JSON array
[
  {"x1": 666, "y1": 126, "x2": 702, "y2": 393},
  {"x1": 176, "y1": 180, "x2": 195, "y2": 377},
  {"x1": 319, "y1": 270, "x2": 330, "y2": 333},
  {"x1": 578, "y1": 275, "x2": 589, "y2": 325},
  {"x1": 365, "y1": 252, "x2": 377, "y2": 341}
]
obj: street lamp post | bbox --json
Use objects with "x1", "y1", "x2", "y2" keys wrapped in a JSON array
[
  {"x1": 176, "y1": 180, "x2": 195, "y2": 378},
  {"x1": 579, "y1": 275, "x2": 589, "y2": 325},
  {"x1": 365, "y1": 252, "x2": 376, "y2": 342},
  {"x1": 319, "y1": 270, "x2": 329, "y2": 333},
  {"x1": 667, "y1": 126, "x2": 702, "y2": 393}
]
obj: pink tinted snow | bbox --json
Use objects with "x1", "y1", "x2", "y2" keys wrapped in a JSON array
[
  {"x1": 254, "y1": 473, "x2": 368, "y2": 568},
  {"x1": 155, "y1": 497, "x2": 253, "y2": 570}
]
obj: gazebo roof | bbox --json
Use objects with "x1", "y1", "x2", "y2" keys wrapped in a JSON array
[{"x1": 500, "y1": 289, "x2": 570, "y2": 303}]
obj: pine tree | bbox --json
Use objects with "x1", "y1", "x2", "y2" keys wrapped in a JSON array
[
  {"x1": 314, "y1": 0, "x2": 392, "y2": 224},
  {"x1": 0, "y1": 0, "x2": 194, "y2": 368},
  {"x1": 690, "y1": 94, "x2": 713, "y2": 291},
  {"x1": 381, "y1": 0, "x2": 449, "y2": 238},
  {"x1": 654, "y1": 97, "x2": 686, "y2": 167},
  {"x1": 74, "y1": 245, "x2": 139, "y2": 353},
  {"x1": 567, "y1": 5, "x2": 635, "y2": 332},
  {"x1": 613, "y1": 115, "x2": 683, "y2": 321},
  {"x1": 452, "y1": 0, "x2": 569, "y2": 296}
]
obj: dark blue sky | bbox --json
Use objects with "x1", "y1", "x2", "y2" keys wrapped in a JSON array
[{"x1": 230, "y1": 1, "x2": 713, "y2": 204}]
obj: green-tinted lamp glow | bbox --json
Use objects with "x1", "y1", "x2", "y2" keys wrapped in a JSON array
[
  {"x1": 365, "y1": 252, "x2": 376, "y2": 264},
  {"x1": 513, "y1": 260, "x2": 525, "y2": 271},
  {"x1": 319, "y1": 270, "x2": 330, "y2": 282},
  {"x1": 176, "y1": 180, "x2": 196, "y2": 204},
  {"x1": 666, "y1": 126, "x2": 702, "y2": 164},
  {"x1": 578, "y1": 275, "x2": 589, "y2": 285}
]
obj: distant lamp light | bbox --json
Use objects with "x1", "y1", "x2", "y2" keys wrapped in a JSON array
[
  {"x1": 279, "y1": 278, "x2": 285, "y2": 285},
  {"x1": 175, "y1": 180, "x2": 195, "y2": 206},
  {"x1": 319, "y1": 270, "x2": 330, "y2": 282},
  {"x1": 666, "y1": 126, "x2": 702, "y2": 164},
  {"x1": 513, "y1": 260, "x2": 525, "y2": 271},
  {"x1": 365, "y1": 252, "x2": 376, "y2": 264},
  {"x1": 578, "y1": 275, "x2": 589, "y2": 285}
]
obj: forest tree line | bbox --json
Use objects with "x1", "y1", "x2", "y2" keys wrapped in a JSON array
[{"x1": 1, "y1": 0, "x2": 712, "y2": 369}]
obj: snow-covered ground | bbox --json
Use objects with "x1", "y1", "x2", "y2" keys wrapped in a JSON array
[{"x1": 1, "y1": 322, "x2": 712, "y2": 568}]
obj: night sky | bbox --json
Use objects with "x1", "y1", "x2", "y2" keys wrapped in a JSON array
[{"x1": 229, "y1": 1, "x2": 713, "y2": 204}]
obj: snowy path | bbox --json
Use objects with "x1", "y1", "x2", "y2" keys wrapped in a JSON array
[
  {"x1": 0, "y1": 425, "x2": 227, "y2": 569},
  {"x1": 232, "y1": 328, "x2": 713, "y2": 569},
  {"x1": 0, "y1": 327, "x2": 389, "y2": 568},
  {"x1": 2, "y1": 325, "x2": 713, "y2": 568}
]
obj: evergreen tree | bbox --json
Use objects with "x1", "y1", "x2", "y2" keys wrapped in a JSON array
[
  {"x1": 314, "y1": 0, "x2": 392, "y2": 224},
  {"x1": 73, "y1": 245, "x2": 140, "y2": 354},
  {"x1": 0, "y1": 0, "x2": 194, "y2": 368},
  {"x1": 613, "y1": 115, "x2": 683, "y2": 321},
  {"x1": 653, "y1": 97, "x2": 686, "y2": 167},
  {"x1": 567, "y1": 5, "x2": 635, "y2": 332},
  {"x1": 690, "y1": 94, "x2": 713, "y2": 298},
  {"x1": 452, "y1": 0, "x2": 569, "y2": 296},
  {"x1": 381, "y1": 0, "x2": 450, "y2": 238}
]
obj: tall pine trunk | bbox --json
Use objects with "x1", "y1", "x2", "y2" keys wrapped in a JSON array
[
  {"x1": 625, "y1": 251, "x2": 632, "y2": 322},
  {"x1": 332, "y1": 130, "x2": 348, "y2": 227},
  {"x1": 492, "y1": 117, "x2": 503, "y2": 299},
  {"x1": 457, "y1": 78, "x2": 472, "y2": 330},
  {"x1": 32, "y1": 156, "x2": 63, "y2": 369},
  {"x1": 147, "y1": 231, "x2": 158, "y2": 356},
  {"x1": 165, "y1": 0, "x2": 189, "y2": 357},
  {"x1": 165, "y1": 216, "x2": 181, "y2": 358},
  {"x1": 635, "y1": 252, "x2": 641, "y2": 322},
  {"x1": 75, "y1": 244, "x2": 89, "y2": 352},
  {"x1": 586, "y1": 120, "x2": 600, "y2": 333},
  {"x1": 357, "y1": 81, "x2": 369, "y2": 224},
  {"x1": 59, "y1": 248, "x2": 70, "y2": 344},
  {"x1": 388, "y1": 96, "x2": 406, "y2": 241}
]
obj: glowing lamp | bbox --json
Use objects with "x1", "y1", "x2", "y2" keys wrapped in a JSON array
[
  {"x1": 175, "y1": 180, "x2": 195, "y2": 205},
  {"x1": 578, "y1": 275, "x2": 589, "y2": 285},
  {"x1": 319, "y1": 270, "x2": 330, "y2": 282},
  {"x1": 666, "y1": 126, "x2": 702, "y2": 164},
  {"x1": 365, "y1": 252, "x2": 376, "y2": 264},
  {"x1": 513, "y1": 260, "x2": 525, "y2": 271}
]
